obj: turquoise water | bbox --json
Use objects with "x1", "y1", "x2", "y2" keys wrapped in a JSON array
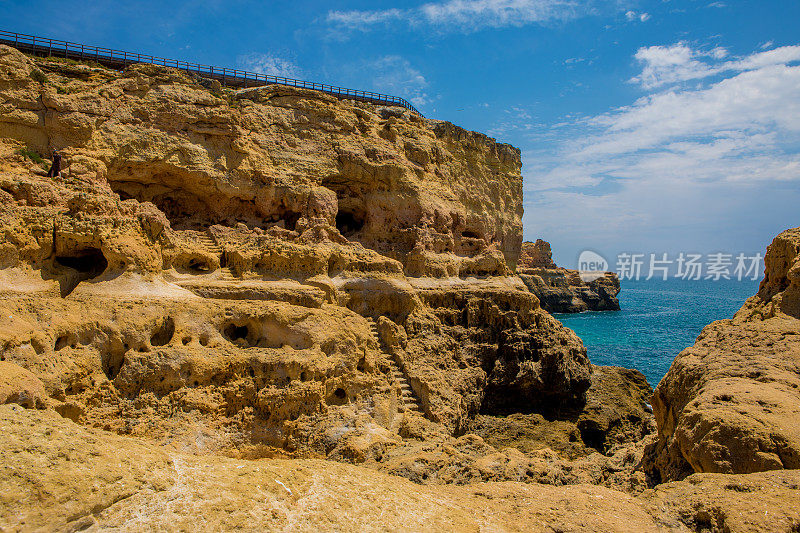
[{"x1": 554, "y1": 278, "x2": 761, "y2": 387}]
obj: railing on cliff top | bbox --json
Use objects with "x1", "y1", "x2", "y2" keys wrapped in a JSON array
[{"x1": 0, "y1": 30, "x2": 422, "y2": 115}]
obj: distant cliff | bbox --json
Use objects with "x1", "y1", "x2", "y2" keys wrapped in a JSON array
[{"x1": 517, "y1": 240, "x2": 621, "y2": 313}]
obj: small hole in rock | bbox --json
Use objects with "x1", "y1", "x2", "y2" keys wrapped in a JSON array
[
  {"x1": 150, "y1": 317, "x2": 175, "y2": 347},
  {"x1": 223, "y1": 323, "x2": 250, "y2": 344},
  {"x1": 334, "y1": 388, "x2": 346, "y2": 399},
  {"x1": 55, "y1": 247, "x2": 108, "y2": 275},
  {"x1": 55, "y1": 336, "x2": 68, "y2": 351}
]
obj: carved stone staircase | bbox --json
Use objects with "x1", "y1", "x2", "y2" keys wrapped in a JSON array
[
  {"x1": 366, "y1": 318, "x2": 423, "y2": 415},
  {"x1": 195, "y1": 232, "x2": 222, "y2": 255},
  {"x1": 195, "y1": 232, "x2": 237, "y2": 280}
]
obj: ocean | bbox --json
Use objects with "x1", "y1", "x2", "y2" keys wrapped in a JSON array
[{"x1": 554, "y1": 278, "x2": 762, "y2": 388}]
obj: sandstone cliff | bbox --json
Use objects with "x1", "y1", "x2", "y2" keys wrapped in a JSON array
[
  {"x1": 0, "y1": 46, "x2": 595, "y2": 463},
  {"x1": 517, "y1": 239, "x2": 621, "y2": 313}
]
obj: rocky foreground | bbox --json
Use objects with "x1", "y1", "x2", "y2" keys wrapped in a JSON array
[{"x1": 0, "y1": 45, "x2": 799, "y2": 531}]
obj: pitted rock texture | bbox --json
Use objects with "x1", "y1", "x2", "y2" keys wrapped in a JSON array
[
  {"x1": 1, "y1": 45, "x2": 800, "y2": 531},
  {"x1": 517, "y1": 240, "x2": 620, "y2": 313},
  {"x1": 646, "y1": 227, "x2": 800, "y2": 481}
]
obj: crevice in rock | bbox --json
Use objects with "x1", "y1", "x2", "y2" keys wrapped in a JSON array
[{"x1": 101, "y1": 350, "x2": 125, "y2": 381}]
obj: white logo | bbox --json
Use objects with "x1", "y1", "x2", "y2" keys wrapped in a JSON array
[{"x1": 577, "y1": 250, "x2": 608, "y2": 282}]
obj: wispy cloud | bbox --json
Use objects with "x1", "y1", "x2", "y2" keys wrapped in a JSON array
[
  {"x1": 368, "y1": 56, "x2": 431, "y2": 107},
  {"x1": 630, "y1": 42, "x2": 800, "y2": 89},
  {"x1": 236, "y1": 52, "x2": 301, "y2": 78},
  {"x1": 327, "y1": 0, "x2": 585, "y2": 35}
]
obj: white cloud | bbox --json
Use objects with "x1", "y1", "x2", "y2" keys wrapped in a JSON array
[
  {"x1": 523, "y1": 43, "x2": 800, "y2": 258},
  {"x1": 367, "y1": 56, "x2": 431, "y2": 107},
  {"x1": 625, "y1": 10, "x2": 649, "y2": 22},
  {"x1": 326, "y1": 8, "x2": 404, "y2": 27},
  {"x1": 327, "y1": 0, "x2": 583, "y2": 34},
  {"x1": 237, "y1": 52, "x2": 301, "y2": 78},
  {"x1": 630, "y1": 42, "x2": 800, "y2": 89}
]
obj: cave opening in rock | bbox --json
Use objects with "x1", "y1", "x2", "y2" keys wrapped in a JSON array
[
  {"x1": 578, "y1": 420, "x2": 606, "y2": 453},
  {"x1": 101, "y1": 351, "x2": 125, "y2": 381},
  {"x1": 187, "y1": 258, "x2": 211, "y2": 273},
  {"x1": 55, "y1": 248, "x2": 108, "y2": 276},
  {"x1": 335, "y1": 209, "x2": 366, "y2": 237},
  {"x1": 462, "y1": 230, "x2": 481, "y2": 239},
  {"x1": 53, "y1": 247, "x2": 109, "y2": 297},
  {"x1": 279, "y1": 209, "x2": 301, "y2": 231}
]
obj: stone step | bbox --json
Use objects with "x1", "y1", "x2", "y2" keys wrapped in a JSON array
[
  {"x1": 368, "y1": 316, "x2": 425, "y2": 417},
  {"x1": 216, "y1": 267, "x2": 238, "y2": 280},
  {"x1": 196, "y1": 234, "x2": 223, "y2": 253}
]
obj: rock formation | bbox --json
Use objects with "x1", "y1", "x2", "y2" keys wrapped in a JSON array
[
  {"x1": 517, "y1": 239, "x2": 621, "y2": 313},
  {"x1": 646, "y1": 227, "x2": 800, "y2": 482},
  {"x1": 2, "y1": 45, "x2": 800, "y2": 531},
  {"x1": 0, "y1": 45, "x2": 593, "y2": 457}
]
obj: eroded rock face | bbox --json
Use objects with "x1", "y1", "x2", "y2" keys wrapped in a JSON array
[
  {"x1": 0, "y1": 405, "x2": 669, "y2": 532},
  {"x1": 518, "y1": 239, "x2": 557, "y2": 269},
  {"x1": 0, "y1": 46, "x2": 592, "y2": 466},
  {"x1": 517, "y1": 240, "x2": 621, "y2": 313},
  {"x1": 646, "y1": 227, "x2": 800, "y2": 481},
  {"x1": 0, "y1": 45, "x2": 521, "y2": 276}
]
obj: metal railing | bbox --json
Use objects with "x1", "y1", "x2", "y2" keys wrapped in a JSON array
[{"x1": 0, "y1": 29, "x2": 421, "y2": 115}]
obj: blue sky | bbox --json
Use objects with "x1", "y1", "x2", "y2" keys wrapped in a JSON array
[{"x1": 3, "y1": 0, "x2": 798, "y2": 266}]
